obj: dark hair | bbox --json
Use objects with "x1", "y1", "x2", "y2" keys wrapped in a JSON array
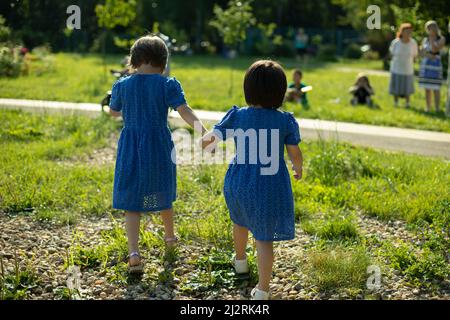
[
  {"x1": 129, "y1": 35, "x2": 168, "y2": 70},
  {"x1": 355, "y1": 73, "x2": 372, "y2": 89},
  {"x1": 243, "y1": 60, "x2": 287, "y2": 109},
  {"x1": 293, "y1": 69, "x2": 303, "y2": 77}
]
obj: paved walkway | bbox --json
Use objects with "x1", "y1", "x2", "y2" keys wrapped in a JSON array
[{"x1": 1, "y1": 98, "x2": 449, "y2": 159}]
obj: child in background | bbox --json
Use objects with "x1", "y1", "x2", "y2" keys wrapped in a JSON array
[
  {"x1": 202, "y1": 60, "x2": 303, "y2": 300},
  {"x1": 349, "y1": 73, "x2": 374, "y2": 107},
  {"x1": 109, "y1": 35, "x2": 207, "y2": 273},
  {"x1": 286, "y1": 69, "x2": 309, "y2": 107}
]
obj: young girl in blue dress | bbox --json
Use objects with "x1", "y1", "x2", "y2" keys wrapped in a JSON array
[
  {"x1": 109, "y1": 36, "x2": 206, "y2": 273},
  {"x1": 202, "y1": 60, "x2": 303, "y2": 300}
]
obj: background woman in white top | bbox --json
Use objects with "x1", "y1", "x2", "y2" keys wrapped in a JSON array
[{"x1": 389, "y1": 23, "x2": 418, "y2": 108}]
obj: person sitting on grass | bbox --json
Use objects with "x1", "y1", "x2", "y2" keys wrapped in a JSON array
[
  {"x1": 108, "y1": 35, "x2": 207, "y2": 274},
  {"x1": 349, "y1": 73, "x2": 374, "y2": 107},
  {"x1": 285, "y1": 69, "x2": 309, "y2": 107},
  {"x1": 202, "y1": 60, "x2": 303, "y2": 300}
]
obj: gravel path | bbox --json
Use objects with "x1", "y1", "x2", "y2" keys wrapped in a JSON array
[{"x1": 1, "y1": 212, "x2": 449, "y2": 300}]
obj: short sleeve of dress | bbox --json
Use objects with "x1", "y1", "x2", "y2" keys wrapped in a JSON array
[
  {"x1": 213, "y1": 106, "x2": 239, "y2": 140},
  {"x1": 285, "y1": 112, "x2": 301, "y2": 145},
  {"x1": 109, "y1": 80, "x2": 123, "y2": 112},
  {"x1": 165, "y1": 77, "x2": 187, "y2": 110}
]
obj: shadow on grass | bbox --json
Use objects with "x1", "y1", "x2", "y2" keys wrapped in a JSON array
[{"x1": 406, "y1": 106, "x2": 449, "y2": 120}]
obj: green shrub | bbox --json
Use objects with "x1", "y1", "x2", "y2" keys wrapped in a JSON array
[
  {"x1": 273, "y1": 40, "x2": 296, "y2": 57},
  {"x1": 0, "y1": 15, "x2": 11, "y2": 43},
  {"x1": 380, "y1": 241, "x2": 450, "y2": 286},
  {"x1": 362, "y1": 50, "x2": 380, "y2": 60},
  {"x1": 344, "y1": 43, "x2": 362, "y2": 59},
  {"x1": 317, "y1": 44, "x2": 337, "y2": 62},
  {"x1": 0, "y1": 47, "x2": 23, "y2": 77}
]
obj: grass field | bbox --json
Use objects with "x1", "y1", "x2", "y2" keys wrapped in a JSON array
[
  {"x1": 0, "y1": 53, "x2": 449, "y2": 132},
  {"x1": 1, "y1": 110, "x2": 449, "y2": 300}
]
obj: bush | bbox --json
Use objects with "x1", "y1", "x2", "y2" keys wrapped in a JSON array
[
  {"x1": 0, "y1": 47, "x2": 23, "y2": 77},
  {"x1": 29, "y1": 45, "x2": 55, "y2": 75},
  {"x1": 362, "y1": 50, "x2": 380, "y2": 60},
  {"x1": 317, "y1": 44, "x2": 337, "y2": 62},
  {"x1": 381, "y1": 241, "x2": 450, "y2": 285},
  {"x1": 344, "y1": 43, "x2": 362, "y2": 59},
  {"x1": 0, "y1": 15, "x2": 11, "y2": 43},
  {"x1": 273, "y1": 39, "x2": 296, "y2": 58}
]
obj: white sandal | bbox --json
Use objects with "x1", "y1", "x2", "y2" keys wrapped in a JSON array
[
  {"x1": 233, "y1": 256, "x2": 249, "y2": 274},
  {"x1": 251, "y1": 287, "x2": 270, "y2": 300}
]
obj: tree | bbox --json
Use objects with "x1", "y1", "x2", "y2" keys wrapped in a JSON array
[
  {"x1": 210, "y1": 0, "x2": 256, "y2": 96},
  {"x1": 95, "y1": 0, "x2": 137, "y2": 79}
]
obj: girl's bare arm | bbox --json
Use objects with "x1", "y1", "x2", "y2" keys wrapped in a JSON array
[
  {"x1": 177, "y1": 104, "x2": 207, "y2": 135},
  {"x1": 286, "y1": 144, "x2": 303, "y2": 180},
  {"x1": 108, "y1": 107, "x2": 122, "y2": 117}
]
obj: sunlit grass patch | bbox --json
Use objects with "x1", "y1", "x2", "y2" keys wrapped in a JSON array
[
  {"x1": 302, "y1": 211, "x2": 360, "y2": 242},
  {"x1": 304, "y1": 245, "x2": 371, "y2": 295},
  {"x1": 0, "y1": 110, "x2": 120, "y2": 223}
]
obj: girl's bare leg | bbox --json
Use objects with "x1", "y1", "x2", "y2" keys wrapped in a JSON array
[
  {"x1": 233, "y1": 224, "x2": 249, "y2": 260},
  {"x1": 405, "y1": 95, "x2": 410, "y2": 108},
  {"x1": 425, "y1": 89, "x2": 432, "y2": 112},
  {"x1": 255, "y1": 240, "x2": 274, "y2": 292},
  {"x1": 434, "y1": 89, "x2": 441, "y2": 112},
  {"x1": 394, "y1": 96, "x2": 399, "y2": 107},
  {"x1": 125, "y1": 211, "x2": 141, "y2": 266},
  {"x1": 161, "y1": 208, "x2": 175, "y2": 241}
]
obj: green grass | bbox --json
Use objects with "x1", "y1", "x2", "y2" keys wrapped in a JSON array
[
  {"x1": 1, "y1": 109, "x2": 449, "y2": 297},
  {"x1": 180, "y1": 247, "x2": 257, "y2": 294},
  {"x1": 302, "y1": 211, "x2": 360, "y2": 243},
  {"x1": 304, "y1": 245, "x2": 371, "y2": 294},
  {"x1": 378, "y1": 240, "x2": 450, "y2": 288},
  {"x1": 0, "y1": 254, "x2": 40, "y2": 300},
  {"x1": 0, "y1": 110, "x2": 121, "y2": 223},
  {"x1": 0, "y1": 53, "x2": 449, "y2": 132}
]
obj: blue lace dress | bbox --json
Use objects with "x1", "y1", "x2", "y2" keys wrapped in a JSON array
[
  {"x1": 214, "y1": 106, "x2": 301, "y2": 241},
  {"x1": 109, "y1": 74, "x2": 186, "y2": 212}
]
